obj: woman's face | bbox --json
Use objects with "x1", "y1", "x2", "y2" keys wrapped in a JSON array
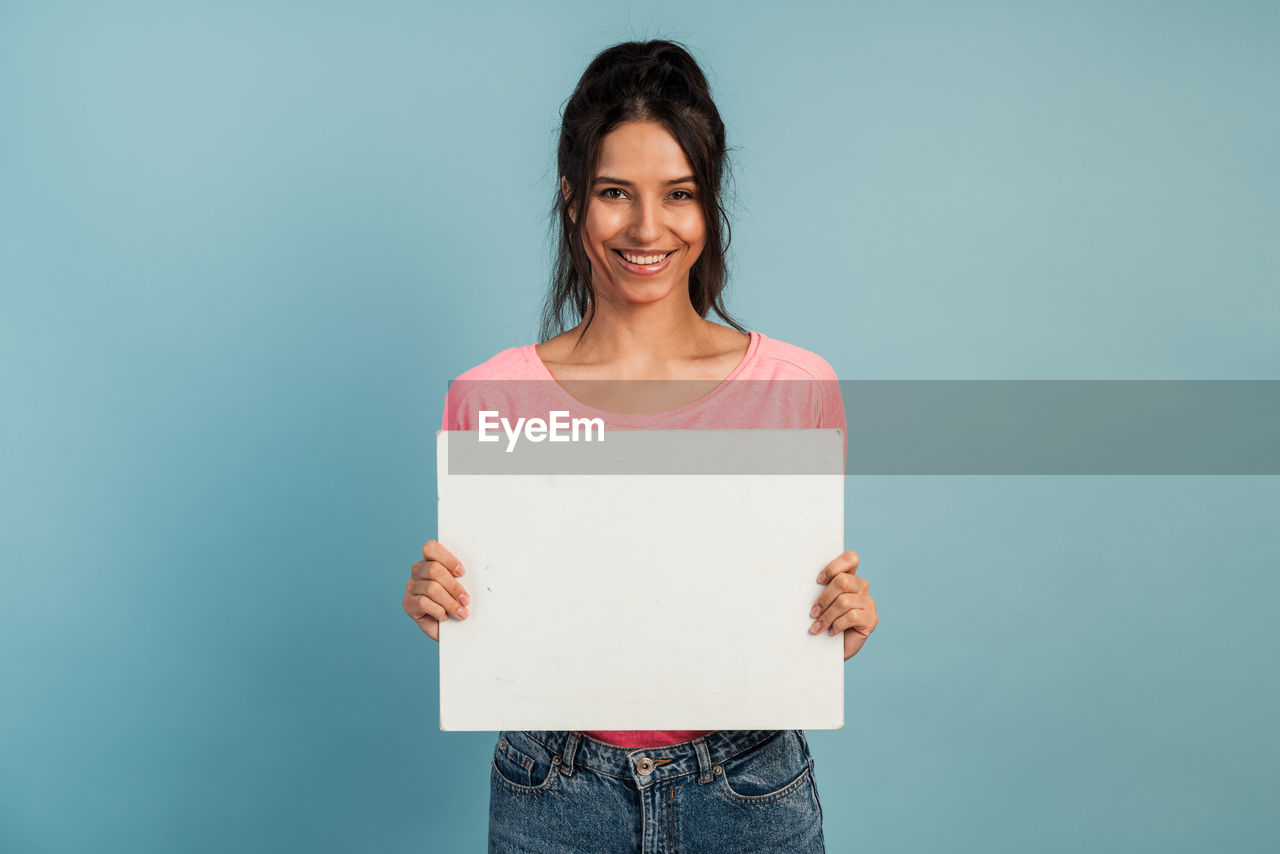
[{"x1": 569, "y1": 120, "x2": 706, "y2": 311}]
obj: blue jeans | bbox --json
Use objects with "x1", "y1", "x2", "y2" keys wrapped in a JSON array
[{"x1": 488, "y1": 729, "x2": 825, "y2": 853}]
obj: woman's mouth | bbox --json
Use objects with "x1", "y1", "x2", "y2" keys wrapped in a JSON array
[{"x1": 612, "y1": 249, "x2": 676, "y2": 275}]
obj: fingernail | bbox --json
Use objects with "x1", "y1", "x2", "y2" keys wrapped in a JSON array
[
  {"x1": 828, "y1": 627, "x2": 837, "y2": 636},
  {"x1": 459, "y1": 593, "x2": 470, "y2": 606},
  {"x1": 817, "y1": 572, "x2": 828, "y2": 584},
  {"x1": 809, "y1": 621, "x2": 822, "y2": 634},
  {"x1": 454, "y1": 564, "x2": 465, "y2": 576},
  {"x1": 810, "y1": 605, "x2": 821, "y2": 618},
  {"x1": 458, "y1": 607, "x2": 469, "y2": 619}
]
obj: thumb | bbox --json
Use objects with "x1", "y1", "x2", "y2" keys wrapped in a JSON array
[{"x1": 843, "y1": 626, "x2": 871, "y2": 660}]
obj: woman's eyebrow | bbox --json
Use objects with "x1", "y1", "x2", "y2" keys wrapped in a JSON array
[{"x1": 592, "y1": 175, "x2": 697, "y2": 186}]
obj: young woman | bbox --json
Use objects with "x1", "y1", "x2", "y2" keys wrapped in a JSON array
[{"x1": 403, "y1": 39, "x2": 879, "y2": 853}]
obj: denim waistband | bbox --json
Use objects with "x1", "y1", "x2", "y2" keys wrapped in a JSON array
[{"x1": 519, "y1": 730, "x2": 790, "y2": 788}]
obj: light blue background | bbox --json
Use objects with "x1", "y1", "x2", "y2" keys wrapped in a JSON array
[{"x1": 3, "y1": 1, "x2": 1278, "y2": 851}]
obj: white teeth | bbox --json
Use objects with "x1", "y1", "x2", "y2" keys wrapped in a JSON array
[{"x1": 619, "y1": 250, "x2": 671, "y2": 265}]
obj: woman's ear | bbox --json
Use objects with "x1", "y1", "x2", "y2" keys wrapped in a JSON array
[{"x1": 561, "y1": 177, "x2": 576, "y2": 224}]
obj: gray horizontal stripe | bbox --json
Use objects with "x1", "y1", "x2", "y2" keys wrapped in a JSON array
[{"x1": 441, "y1": 381, "x2": 1280, "y2": 474}]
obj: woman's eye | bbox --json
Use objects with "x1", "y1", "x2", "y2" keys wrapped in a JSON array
[{"x1": 597, "y1": 188, "x2": 695, "y2": 200}]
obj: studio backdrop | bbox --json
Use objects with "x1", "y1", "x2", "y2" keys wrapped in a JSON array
[{"x1": 2, "y1": 1, "x2": 1277, "y2": 852}]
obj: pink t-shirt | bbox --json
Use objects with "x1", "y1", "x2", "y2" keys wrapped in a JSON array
[{"x1": 440, "y1": 330, "x2": 846, "y2": 748}]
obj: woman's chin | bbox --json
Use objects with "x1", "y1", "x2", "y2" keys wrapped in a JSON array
[
  {"x1": 619, "y1": 292, "x2": 682, "y2": 310},
  {"x1": 598, "y1": 279, "x2": 682, "y2": 307}
]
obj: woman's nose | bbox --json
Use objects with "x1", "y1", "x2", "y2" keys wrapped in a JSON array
[{"x1": 627, "y1": 198, "x2": 662, "y2": 244}]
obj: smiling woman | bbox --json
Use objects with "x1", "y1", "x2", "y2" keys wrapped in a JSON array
[
  {"x1": 543, "y1": 40, "x2": 740, "y2": 349},
  {"x1": 569, "y1": 120, "x2": 707, "y2": 302},
  {"x1": 407, "y1": 38, "x2": 879, "y2": 853}
]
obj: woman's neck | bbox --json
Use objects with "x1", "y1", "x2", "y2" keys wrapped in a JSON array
[
  {"x1": 535, "y1": 298, "x2": 751, "y2": 409},
  {"x1": 581, "y1": 315, "x2": 700, "y2": 361},
  {"x1": 537, "y1": 297, "x2": 749, "y2": 385},
  {"x1": 567, "y1": 296, "x2": 715, "y2": 362}
]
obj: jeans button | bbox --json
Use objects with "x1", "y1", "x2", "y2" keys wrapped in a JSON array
[{"x1": 635, "y1": 756, "x2": 655, "y2": 775}]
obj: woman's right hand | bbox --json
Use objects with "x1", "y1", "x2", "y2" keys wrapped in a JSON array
[{"x1": 402, "y1": 539, "x2": 470, "y2": 641}]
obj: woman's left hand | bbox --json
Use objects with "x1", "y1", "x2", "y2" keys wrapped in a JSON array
[{"x1": 809, "y1": 550, "x2": 879, "y2": 661}]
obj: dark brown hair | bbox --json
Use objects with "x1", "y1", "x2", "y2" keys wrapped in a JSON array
[{"x1": 540, "y1": 39, "x2": 744, "y2": 344}]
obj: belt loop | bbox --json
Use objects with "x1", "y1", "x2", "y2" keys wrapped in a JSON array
[
  {"x1": 561, "y1": 732, "x2": 582, "y2": 776},
  {"x1": 692, "y1": 736, "x2": 714, "y2": 784}
]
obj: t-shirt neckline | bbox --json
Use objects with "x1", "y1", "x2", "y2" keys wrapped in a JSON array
[{"x1": 520, "y1": 330, "x2": 761, "y2": 420}]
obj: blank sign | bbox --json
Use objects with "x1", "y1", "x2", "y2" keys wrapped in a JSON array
[{"x1": 436, "y1": 429, "x2": 845, "y2": 731}]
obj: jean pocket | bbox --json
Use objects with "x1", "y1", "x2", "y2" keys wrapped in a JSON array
[
  {"x1": 716, "y1": 730, "x2": 814, "y2": 805},
  {"x1": 491, "y1": 732, "x2": 559, "y2": 795}
]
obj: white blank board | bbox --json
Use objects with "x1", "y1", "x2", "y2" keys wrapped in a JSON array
[{"x1": 436, "y1": 429, "x2": 845, "y2": 731}]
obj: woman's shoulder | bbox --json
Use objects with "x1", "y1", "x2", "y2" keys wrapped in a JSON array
[
  {"x1": 441, "y1": 343, "x2": 549, "y2": 431},
  {"x1": 745, "y1": 331, "x2": 840, "y2": 381},
  {"x1": 451, "y1": 343, "x2": 544, "y2": 382}
]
